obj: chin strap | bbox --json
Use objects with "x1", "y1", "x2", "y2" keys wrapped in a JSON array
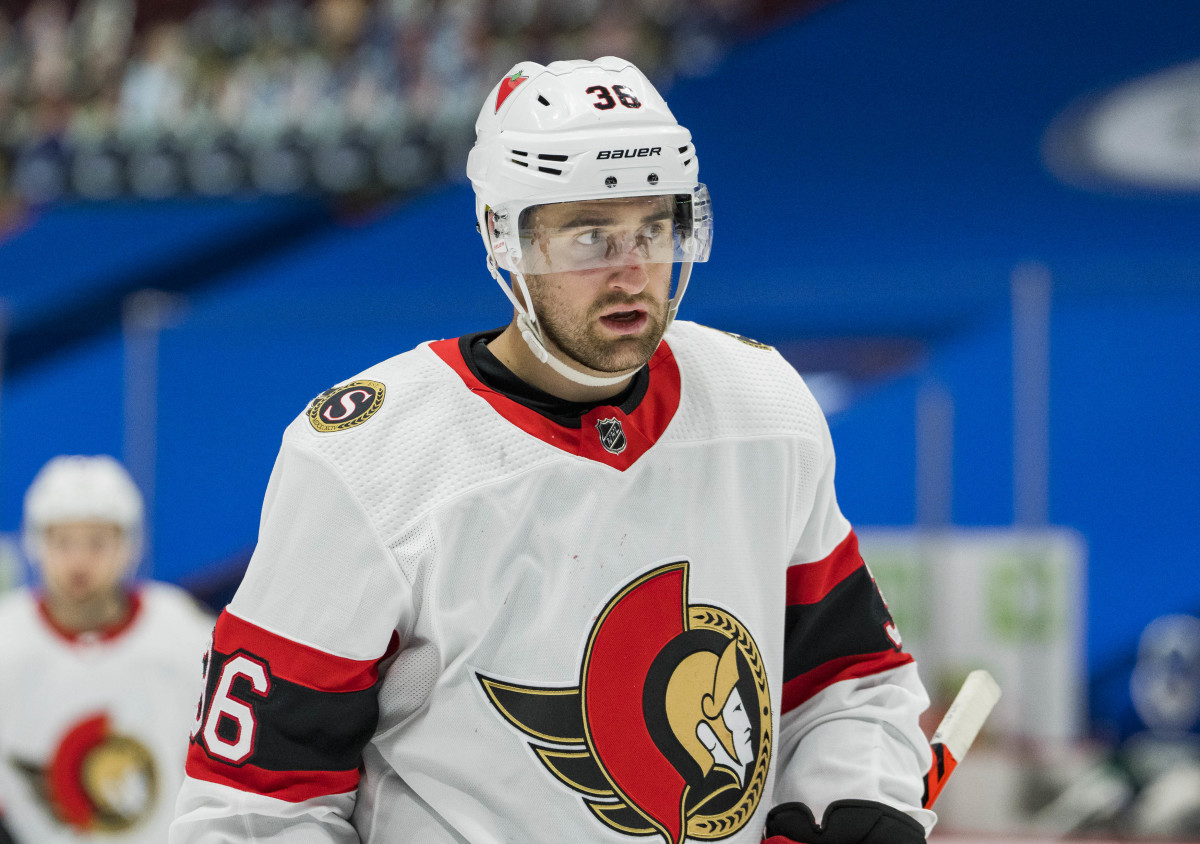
[
  {"x1": 486, "y1": 255, "x2": 644, "y2": 388},
  {"x1": 668, "y1": 261, "x2": 693, "y2": 327},
  {"x1": 515, "y1": 311, "x2": 636, "y2": 387},
  {"x1": 485, "y1": 256, "x2": 696, "y2": 388}
]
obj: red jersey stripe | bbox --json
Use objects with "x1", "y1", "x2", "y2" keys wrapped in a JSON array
[
  {"x1": 781, "y1": 649, "x2": 915, "y2": 713},
  {"x1": 786, "y1": 530, "x2": 864, "y2": 606},
  {"x1": 185, "y1": 752, "x2": 359, "y2": 803},
  {"x1": 215, "y1": 610, "x2": 394, "y2": 693}
]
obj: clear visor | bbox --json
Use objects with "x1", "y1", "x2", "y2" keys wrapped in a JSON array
[{"x1": 496, "y1": 185, "x2": 712, "y2": 274}]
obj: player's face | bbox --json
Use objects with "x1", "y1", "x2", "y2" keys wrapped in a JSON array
[
  {"x1": 522, "y1": 197, "x2": 674, "y2": 374},
  {"x1": 39, "y1": 521, "x2": 131, "y2": 605}
]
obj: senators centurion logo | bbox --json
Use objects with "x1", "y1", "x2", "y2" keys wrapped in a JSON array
[
  {"x1": 478, "y1": 561, "x2": 772, "y2": 843},
  {"x1": 12, "y1": 713, "x2": 157, "y2": 832},
  {"x1": 307, "y1": 379, "x2": 385, "y2": 433}
]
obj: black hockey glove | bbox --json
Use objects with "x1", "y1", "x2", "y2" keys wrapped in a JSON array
[
  {"x1": 763, "y1": 799, "x2": 925, "y2": 844},
  {"x1": 0, "y1": 816, "x2": 16, "y2": 844}
]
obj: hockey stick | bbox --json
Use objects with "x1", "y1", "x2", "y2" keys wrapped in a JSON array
[{"x1": 921, "y1": 670, "x2": 1001, "y2": 809}]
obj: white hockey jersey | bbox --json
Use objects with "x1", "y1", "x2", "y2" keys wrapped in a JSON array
[
  {"x1": 0, "y1": 581, "x2": 213, "y2": 843},
  {"x1": 172, "y1": 320, "x2": 935, "y2": 844}
]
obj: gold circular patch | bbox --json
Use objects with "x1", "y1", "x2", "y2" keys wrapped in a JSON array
[
  {"x1": 308, "y1": 379, "x2": 386, "y2": 433},
  {"x1": 720, "y1": 330, "x2": 773, "y2": 351}
]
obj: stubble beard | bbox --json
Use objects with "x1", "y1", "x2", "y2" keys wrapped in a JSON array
[{"x1": 534, "y1": 288, "x2": 670, "y2": 374}]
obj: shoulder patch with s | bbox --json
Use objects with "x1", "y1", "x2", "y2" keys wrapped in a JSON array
[
  {"x1": 308, "y1": 380, "x2": 386, "y2": 433},
  {"x1": 720, "y1": 329, "x2": 773, "y2": 350}
]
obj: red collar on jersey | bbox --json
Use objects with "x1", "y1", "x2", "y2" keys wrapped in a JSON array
[
  {"x1": 431, "y1": 336, "x2": 681, "y2": 471},
  {"x1": 36, "y1": 588, "x2": 143, "y2": 645}
]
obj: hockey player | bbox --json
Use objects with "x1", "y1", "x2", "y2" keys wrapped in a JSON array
[
  {"x1": 171, "y1": 57, "x2": 934, "y2": 843},
  {"x1": 0, "y1": 455, "x2": 213, "y2": 843}
]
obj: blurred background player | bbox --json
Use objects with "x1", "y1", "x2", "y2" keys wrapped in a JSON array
[{"x1": 0, "y1": 455, "x2": 213, "y2": 844}]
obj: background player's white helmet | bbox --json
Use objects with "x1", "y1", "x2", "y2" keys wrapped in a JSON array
[
  {"x1": 23, "y1": 455, "x2": 144, "y2": 564},
  {"x1": 467, "y1": 56, "x2": 712, "y2": 386}
]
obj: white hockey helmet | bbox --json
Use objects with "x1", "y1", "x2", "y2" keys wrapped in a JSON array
[
  {"x1": 467, "y1": 56, "x2": 712, "y2": 386},
  {"x1": 23, "y1": 455, "x2": 144, "y2": 565}
]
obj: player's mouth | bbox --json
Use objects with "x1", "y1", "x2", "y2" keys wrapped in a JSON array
[{"x1": 598, "y1": 305, "x2": 648, "y2": 335}]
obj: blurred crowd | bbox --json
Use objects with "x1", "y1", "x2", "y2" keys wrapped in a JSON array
[{"x1": 0, "y1": 0, "x2": 757, "y2": 212}]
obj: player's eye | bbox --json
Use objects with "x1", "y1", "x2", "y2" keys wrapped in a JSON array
[{"x1": 573, "y1": 228, "x2": 604, "y2": 247}]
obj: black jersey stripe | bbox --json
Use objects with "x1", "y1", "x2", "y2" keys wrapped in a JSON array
[
  {"x1": 186, "y1": 611, "x2": 397, "y2": 800},
  {"x1": 201, "y1": 647, "x2": 380, "y2": 772},
  {"x1": 781, "y1": 564, "x2": 909, "y2": 711}
]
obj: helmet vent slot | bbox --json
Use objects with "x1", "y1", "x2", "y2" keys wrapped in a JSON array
[
  {"x1": 511, "y1": 159, "x2": 529, "y2": 167},
  {"x1": 678, "y1": 146, "x2": 689, "y2": 154},
  {"x1": 538, "y1": 95, "x2": 551, "y2": 106},
  {"x1": 537, "y1": 153, "x2": 568, "y2": 162},
  {"x1": 511, "y1": 150, "x2": 529, "y2": 156},
  {"x1": 682, "y1": 159, "x2": 693, "y2": 167},
  {"x1": 537, "y1": 166, "x2": 563, "y2": 175}
]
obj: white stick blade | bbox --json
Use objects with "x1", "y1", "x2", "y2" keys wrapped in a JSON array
[{"x1": 930, "y1": 669, "x2": 1001, "y2": 761}]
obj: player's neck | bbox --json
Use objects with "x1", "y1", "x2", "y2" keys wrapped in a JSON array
[
  {"x1": 487, "y1": 323, "x2": 634, "y2": 404},
  {"x1": 44, "y1": 588, "x2": 131, "y2": 634}
]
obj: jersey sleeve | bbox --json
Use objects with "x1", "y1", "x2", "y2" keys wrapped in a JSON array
[
  {"x1": 772, "y1": 411, "x2": 936, "y2": 835},
  {"x1": 171, "y1": 438, "x2": 411, "y2": 843}
]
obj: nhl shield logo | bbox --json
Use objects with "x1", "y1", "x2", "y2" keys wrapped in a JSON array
[
  {"x1": 478, "y1": 561, "x2": 772, "y2": 844},
  {"x1": 596, "y1": 417, "x2": 627, "y2": 454}
]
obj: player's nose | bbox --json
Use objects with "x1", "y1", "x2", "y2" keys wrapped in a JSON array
[{"x1": 605, "y1": 261, "x2": 651, "y2": 293}]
